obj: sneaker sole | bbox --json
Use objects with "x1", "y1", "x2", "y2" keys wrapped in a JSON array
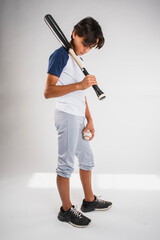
[
  {"x1": 81, "y1": 204, "x2": 112, "y2": 212},
  {"x1": 69, "y1": 221, "x2": 91, "y2": 228},
  {"x1": 58, "y1": 214, "x2": 91, "y2": 228},
  {"x1": 95, "y1": 205, "x2": 112, "y2": 211}
]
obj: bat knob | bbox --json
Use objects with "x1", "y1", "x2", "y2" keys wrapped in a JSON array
[{"x1": 98, "y1": 93, "x2": 106, "y2": 100}]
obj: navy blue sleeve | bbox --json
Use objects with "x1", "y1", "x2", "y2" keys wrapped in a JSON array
[{"x1": 47, "y1": 47, "x2": 69, "y2": 77}]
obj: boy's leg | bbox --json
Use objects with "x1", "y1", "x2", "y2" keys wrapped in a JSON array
[
  {"x1": 55, "y1": 110, "x2": 84, "y2": 210},
  {"x1": 76, "y1": 120, "x2": 95, "y2": 202},
  {"x1": 56, "y1": 175, "x2": 72, "y2": 211},
  {"x1": 79, "y1": 169, "x2": 94, "y2": 202}
]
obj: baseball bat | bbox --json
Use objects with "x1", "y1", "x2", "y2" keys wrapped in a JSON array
[{"x1": 44, "y1": 14, "x2": 106, "y2": 100}]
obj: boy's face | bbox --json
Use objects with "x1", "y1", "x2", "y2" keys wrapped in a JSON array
[{"x1": 71, "y1": 31, "x2": 96, "y2": 56}]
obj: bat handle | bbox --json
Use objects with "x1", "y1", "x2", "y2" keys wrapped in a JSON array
[
  {"x1": 69, "y1": 49, "x2": 106, "y2": 100},
  {"x1": 92, "y1": 85, "x2": 106, "y2": 100},
  {"x1": 81, "y1": 68, "x2": 106, "y2": 100}
]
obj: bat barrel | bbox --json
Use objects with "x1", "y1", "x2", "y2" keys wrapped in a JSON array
[{"x1": 44, "y1": 14, "x2": 71, "y2": 50}]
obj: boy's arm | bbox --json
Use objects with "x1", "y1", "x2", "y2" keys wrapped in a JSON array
[
  {"x1": 44, "y1": 74, "x2": 97, "y2": 98},
  {"x1": 83, "y1": 97, "x2": 95, "y2": 141},
  {"x1": 44, "y1": 74, "x2": 79, "y2": 98}
]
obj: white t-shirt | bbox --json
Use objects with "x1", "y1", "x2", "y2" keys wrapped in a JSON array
[{"x1": 47, "y1": 46, "x2": 86, "y2": 117}]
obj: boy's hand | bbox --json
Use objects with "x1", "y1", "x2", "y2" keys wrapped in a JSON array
[
  {"x1": 82, "y1": 119, "x2": 95, "y2": 141},
  {"x1": 79, "y1": 75, "x2": 97, "y2": 90}
]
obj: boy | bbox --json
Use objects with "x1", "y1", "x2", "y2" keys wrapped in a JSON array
[{"x1": 44, "y1": 17, "x2": 112, "y2": 228}]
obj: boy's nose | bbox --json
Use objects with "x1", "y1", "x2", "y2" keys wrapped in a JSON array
[{"x1": 83, "y1": 47, "x2": 90, "y2": 53}]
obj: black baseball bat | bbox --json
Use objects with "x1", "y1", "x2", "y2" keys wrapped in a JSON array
[{"x1": 44, "y1": 14, "x2": 106, "y2": 100}]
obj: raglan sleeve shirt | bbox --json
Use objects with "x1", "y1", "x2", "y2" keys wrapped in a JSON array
[
  {"x1": 47, "y1": 47, "x2": 69, "y2": 77},
  {"x1": 47, "y1": 46, "x2": 86, "y2": 117}
]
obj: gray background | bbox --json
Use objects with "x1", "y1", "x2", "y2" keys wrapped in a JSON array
[{"x1": 0, "y1": 0, "x2": 160, "y2": 177}]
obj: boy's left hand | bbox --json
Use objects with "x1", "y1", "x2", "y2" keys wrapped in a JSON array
[{"x1": 82, "y1": 119, "x2": 95, "y2": 141}]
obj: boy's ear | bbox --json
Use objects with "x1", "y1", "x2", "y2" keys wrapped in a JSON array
[{"x1": 72, "y1": 30, "x2": 76, "y2": 39}]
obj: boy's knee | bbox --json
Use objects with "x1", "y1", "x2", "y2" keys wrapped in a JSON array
[
  {"x1": 56, "y1": 165, "x2": 74, "y2": 178},
  {"x1": 79, "y1": 163, "x2": 94, "y2": 171}
]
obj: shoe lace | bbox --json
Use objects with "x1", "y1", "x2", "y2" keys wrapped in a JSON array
[
  {"x1": 96, "y1": 195, "x2": 106, "y2": 203},
  {"x1": 70, "y1": 205, "x2": 83, "y2": 219}
]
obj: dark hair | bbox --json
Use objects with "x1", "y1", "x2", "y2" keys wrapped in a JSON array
[{"x1": 71, "y1": 17, "x2": 105, "y2": 49}]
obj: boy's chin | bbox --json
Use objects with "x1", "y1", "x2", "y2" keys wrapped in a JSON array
[{"x1": 78, "y1": 52, "x2": 85, "y2": 56}]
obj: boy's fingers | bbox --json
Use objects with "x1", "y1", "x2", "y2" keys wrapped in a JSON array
[{"x1": 82, "y1": 128, "x2": 88, "y2": 133}]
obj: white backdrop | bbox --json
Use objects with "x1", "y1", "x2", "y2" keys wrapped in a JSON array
[{"x1": 0, "y1": 0, "x2": 160, "y2": 177}]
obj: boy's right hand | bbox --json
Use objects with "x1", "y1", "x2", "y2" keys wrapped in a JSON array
[{"x1": 79, "y1": 75, "x2": 97, "y2": 90}]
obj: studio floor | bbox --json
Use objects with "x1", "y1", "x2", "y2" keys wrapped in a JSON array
[{"x1": 1, "y1": 172, "x2": 160, "y2": 240}]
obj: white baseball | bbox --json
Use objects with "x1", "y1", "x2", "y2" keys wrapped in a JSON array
[{"x1": 83, "y1": 130, "x2": 92, "y2": 141}]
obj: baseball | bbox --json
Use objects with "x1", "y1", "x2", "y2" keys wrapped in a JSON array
[{"x1": 83, "y1": 130, "x2": 92, "y2": 141}]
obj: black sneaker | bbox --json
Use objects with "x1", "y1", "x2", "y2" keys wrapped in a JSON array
[
  {"x1": 58, "y1": 205, "x2": 91, "y2": 228},
  {"x1": 81, "y1": 195, "x2": 112, "y2": 212}
]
